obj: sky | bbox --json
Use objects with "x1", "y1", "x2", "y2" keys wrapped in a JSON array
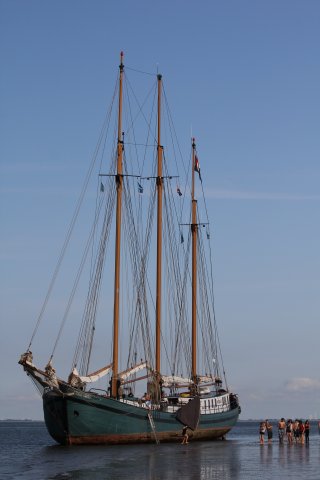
[{"x1": 1, "y1": 0, "x2": 320, "y2": 421}]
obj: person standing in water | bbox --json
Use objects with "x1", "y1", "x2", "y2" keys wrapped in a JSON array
[
  {"x1": 299, "y1": 420, "x2": 305, "y2": 444},
  {"x1": 181, "y1": 426, "x2": 189, "y2": 444},
  {"x1": 278, "y1": 418, "x2": 286, "y2": 444},
  {"x1": 266, "y1": 420, "x2": 273, "y2": 444},
  {"x1": 293, "y1": 419, "x2": 300, "y2": 443},
  {"x1": 259, "y1": 421, "x2": 266, "y2": 444},
  {"x1": 304, "y1": 420, "x2": 310, "y2": 444},
  {"x1": 286, "y1": 419, "x2": 293, "y2": 444}
]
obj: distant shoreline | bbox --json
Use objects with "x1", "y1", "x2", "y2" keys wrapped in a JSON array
[
  {"x1": 1, "y1": 418, "x2": 318, "y2": 423},
  {"x1": 0, "y1": 419, "x2": 44, "y2": 422}
]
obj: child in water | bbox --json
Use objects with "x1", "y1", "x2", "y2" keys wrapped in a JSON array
[{"x1": 181, "y1": 426, "x2": 189, "y2": 444}]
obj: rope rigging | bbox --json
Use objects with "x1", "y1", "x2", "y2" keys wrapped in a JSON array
[
  {"x1": 27, "y1": 76, "x2": 118, "y2": 353},
  {"x1": 25, "y1": 62, "x2": 228, "y2": 394},
  {"x1": 73, "y1": 173, "x2": 117, "y2": 374}
]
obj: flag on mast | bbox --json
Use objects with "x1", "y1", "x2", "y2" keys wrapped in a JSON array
[{"x1": 194, "y1": 155, "x2": 202, "y2": 182}]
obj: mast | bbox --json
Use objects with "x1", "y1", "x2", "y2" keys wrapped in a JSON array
[
  {"x1": 111, "y1": 51, "x2": 124, "y2": 398},
  {"x1": 191, "y1": 138, "x2": 198, "y2": 384},
  {"x1": 155, "y1": 74, "x2": 163, "y2": 375}
]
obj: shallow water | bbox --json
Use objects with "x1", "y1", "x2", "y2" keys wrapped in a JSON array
[{"x1": 1, "y1": 421, "x2": 319, "y2": 479}]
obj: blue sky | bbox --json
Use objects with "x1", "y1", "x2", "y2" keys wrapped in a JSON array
[{"x1": 1, "y1": 0, "x2": 320, "y2": 420}]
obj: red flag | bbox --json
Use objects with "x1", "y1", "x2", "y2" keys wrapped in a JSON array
[{"x1": 194, "y1": 155, "x2": 202, "y2": 182}]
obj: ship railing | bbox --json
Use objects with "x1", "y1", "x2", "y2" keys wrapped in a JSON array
[
  {"x1": 200, "y1": 400, "x2": 239, "y2": 414},
  {"x1": 200, "y1": 404, "x2": 231, "y2": 414}
]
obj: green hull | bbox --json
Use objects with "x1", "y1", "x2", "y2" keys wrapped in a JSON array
[{"x1": 43, "y1": 389, "x2": 240, "y2": 445}]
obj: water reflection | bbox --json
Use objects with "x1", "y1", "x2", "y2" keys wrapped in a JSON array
[
  {"x1": 259, "y1": 443, "x2": 274, "y2": 465},
  {"x1": 39, "y1": 441, "x2": 241, "y2": 480},
  {"x1": 145, "y1": 441, "x2": 241, "y2": 480},
  {"x1": 259, "y1": 442, "x2": 311, "y2": 471},
  {"x1": 41, "y1": 439, "x2": 314, "y2": 480}
]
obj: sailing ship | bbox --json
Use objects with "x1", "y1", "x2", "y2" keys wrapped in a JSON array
[{"x1": 19, "y1": 53, "x2": 240, "y2": 445}]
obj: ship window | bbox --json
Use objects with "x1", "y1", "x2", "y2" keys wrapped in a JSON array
[{"x1": 74, "y1": 410, "x2": 79, "y2": 417}]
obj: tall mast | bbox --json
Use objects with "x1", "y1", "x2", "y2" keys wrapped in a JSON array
[
  {"x1": 155, "y1": 74, "x2": 163, "y2": 375},
  {"x1": 111, "y1": 51, "x2": 124, "y2": 398},
  {"x1": 191, "y1": 137, "x2": 198, "y2": 384}
]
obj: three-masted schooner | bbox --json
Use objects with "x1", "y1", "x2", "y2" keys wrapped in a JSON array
[{"x1": 19, "y1": 53, "x2": 240, "y2": 445}]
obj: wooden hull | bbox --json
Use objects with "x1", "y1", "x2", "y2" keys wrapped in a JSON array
[{"x1": 43, "y1": 389, "x2": 240, "y2": 445}]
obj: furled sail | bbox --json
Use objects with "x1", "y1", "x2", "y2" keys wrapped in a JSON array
[
  {"x1": 119, "y1": 361, "x2": 148, "y2": 380},
  {"x1": 161, "y1": 375, "x2": 193, "y2": 388},
  {"x1": 68, "y1": 364, "x2": 112, "y2": 387},
  {"x1": 198, "y1": 375, "x2": 222, "y2": 384}
]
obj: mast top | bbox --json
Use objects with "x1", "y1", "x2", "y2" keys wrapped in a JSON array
[{"x1": 120, "y1": 51, "x2": 124, "y2": 68}]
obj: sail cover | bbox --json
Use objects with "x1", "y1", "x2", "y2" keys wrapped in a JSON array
[
  {"x1": 176, "y1": 396, "x2": 200, "y2": 431},
  {"x1": 161, "y1": 375, "x2": 193, "y2": 387}
]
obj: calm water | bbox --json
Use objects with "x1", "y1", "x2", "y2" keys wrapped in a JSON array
[{"x1": 1, "y1": 421, "x2": 320, "y2": 479}]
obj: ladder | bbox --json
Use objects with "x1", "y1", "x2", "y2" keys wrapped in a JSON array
[{"x1": 148, "y1": 411, "x2": 160, "y2": 445}]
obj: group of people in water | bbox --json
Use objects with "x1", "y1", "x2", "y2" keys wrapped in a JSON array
[{"x1": 259, "y1": 418, "x2": 311, "y2": 445}]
